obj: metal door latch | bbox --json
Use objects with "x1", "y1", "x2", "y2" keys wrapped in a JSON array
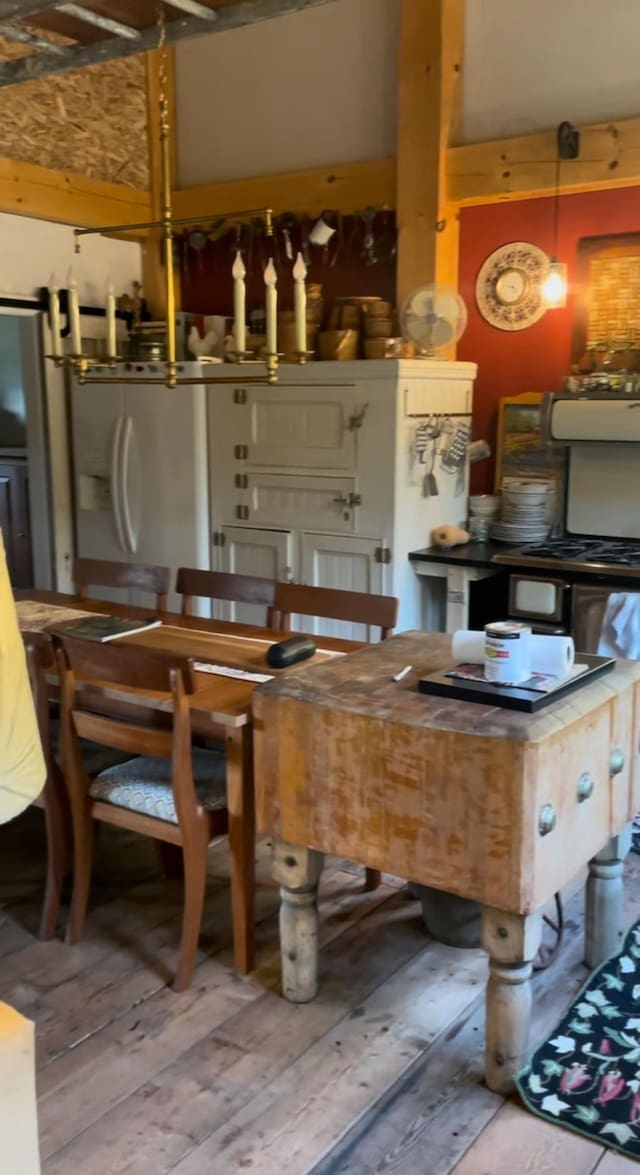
[
  {"x1": 347, "y1": 404, "x2": 368, "y2": 431},
  {"x1": 333, "y1": 492, "x2": 362, "y2": 508}
]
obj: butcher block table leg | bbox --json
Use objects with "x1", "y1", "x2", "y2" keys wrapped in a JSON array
[
  {"x1": 273, "y1": 840, "x2": 324, "y2": 1002},
  {"x1": 585, "y1": 826, "x2": 631, "y2": 970},
  {"x1": 226, "y1": 725, "x2": 256, "y2": 974},
  {"x1": 482, "y1": 907, "x2": 543, "y2": 1094}
]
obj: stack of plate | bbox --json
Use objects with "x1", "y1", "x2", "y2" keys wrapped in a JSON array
[{"x1": 491, "y1": 479, "x2": 552, "y2": 543}]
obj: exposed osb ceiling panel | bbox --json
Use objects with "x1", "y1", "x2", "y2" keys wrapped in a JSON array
[
  {"x1": 0, "y1": 35, "x2": 147, "y2": 186},
  {"x1": 0, "y1": 1, "x2": 340, "y2": 87}
]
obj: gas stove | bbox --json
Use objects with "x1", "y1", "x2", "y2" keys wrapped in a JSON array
[{"x1": 494, "y1": 538, "x2": 640, "y2": 577}]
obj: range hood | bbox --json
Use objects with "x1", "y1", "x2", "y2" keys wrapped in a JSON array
[{"x1": 542, "y1": 393, "x2": 640, "y2": 443}]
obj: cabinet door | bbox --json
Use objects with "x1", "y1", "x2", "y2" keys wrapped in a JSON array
[
  {"x1": 0, "y1": 461, "x2": 32, "y2": 588},
  {"x1": 300, "y1": 532, "x2": 384, "y2": 640},
  {"x1": 242, "y1": 473, "x2": 358, "y2": 534},
  {"x1": 217, "y1": 525, "x2": 294, "y2": 624},
  {"x1": 244, "y1": 385, "x2": 359, "y2": 470}
]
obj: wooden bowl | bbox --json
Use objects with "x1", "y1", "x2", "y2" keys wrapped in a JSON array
[
  {"x1": 364, "y1": 318, "x2": 394, "y2": 338},
  {"x1": 364, "y1": 338, "x2": 393, "y2": 359},
  {"x1": 318, "y1": 330, "x2": 358, "y2": 361},
  {"x1": 365, "y1": 302, "x2": 393, "y2": 319}
]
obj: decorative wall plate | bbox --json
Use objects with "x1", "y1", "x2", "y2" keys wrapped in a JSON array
[{"x1": 475, "y1": 242, "x2": 550, "y2": 331}]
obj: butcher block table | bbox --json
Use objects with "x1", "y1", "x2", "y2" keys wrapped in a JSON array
[{"x1": 253, "y1": 630, "x2": 640, "y2": 1092}]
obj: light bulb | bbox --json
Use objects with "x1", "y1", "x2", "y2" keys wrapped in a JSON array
[{"x1": 541, "y1": 259, "x2": 567, "y2": 308}]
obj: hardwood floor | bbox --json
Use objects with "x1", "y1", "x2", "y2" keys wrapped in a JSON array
[{"x1": 0, "y1": 809, "x2": 638, "y2": 1174}]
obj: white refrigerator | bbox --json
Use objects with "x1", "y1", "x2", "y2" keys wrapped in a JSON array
[{"x1": 71, "y1": 363, "x2": 210, "y2": 611}]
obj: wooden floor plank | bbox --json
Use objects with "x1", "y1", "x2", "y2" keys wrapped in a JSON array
[
  {"x1": 168, "y1": 940, "x2": 487, "y2": 1174},
  {"x1": 42, "y1": 891, "x2": 427, "y2": 1174},
  {"x1": 449, "y1": 1101, "x2": 604, "y2": 1175},
  {"x1": 594, "y1": 1152, "x2": 640, "y2": 1172}
]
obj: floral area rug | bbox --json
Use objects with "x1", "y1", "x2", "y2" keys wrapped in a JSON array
[{"x1": 517, "y1": 919, "x2": 640, "y2": 1159}]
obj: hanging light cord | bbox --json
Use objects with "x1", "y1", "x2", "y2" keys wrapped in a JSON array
[{"x1": 551, "y1": 152, "x2": 561, "y2": 259}]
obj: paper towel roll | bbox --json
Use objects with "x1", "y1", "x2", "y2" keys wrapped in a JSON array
[{"x1": 452, "y1": 629, "x2": 575, "y2": 676}]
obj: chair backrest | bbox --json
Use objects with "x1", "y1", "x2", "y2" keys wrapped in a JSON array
[
  {"x1": 22, "y1": 631, "x2": 57, "y2": 776},
  {"x1": 53, "y1": 633, "x2": 196, "y2": 763},
  {"x1": 176, "y1": 567, "x2": 276, "y2": 624},
  {"x1": 73, "y1": 557, "x2": 170, "y2": 611},
  {"x1": 273, "y1": 582, "x2": 398, "y2": 641}
]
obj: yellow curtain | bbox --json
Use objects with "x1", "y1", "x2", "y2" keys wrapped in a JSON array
[{"x1": 0, "y1": 532, "x2": 45, "y2": 822}]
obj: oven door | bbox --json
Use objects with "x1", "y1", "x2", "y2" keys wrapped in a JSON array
[
  {"x1": 573, "y1": 583, "x2": 640, "y2": 656},
  {"x1": 508, "y1": 575, "x2": 569, "y2": 626}
]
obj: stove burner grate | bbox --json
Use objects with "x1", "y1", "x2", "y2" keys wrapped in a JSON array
[{"x1": 521, "y1": 540, "x2": 640, "y2": 566}]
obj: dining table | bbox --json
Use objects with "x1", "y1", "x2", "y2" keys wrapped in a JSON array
[{"x1": 15, "y1": 589, "x2": 360, "y2": 975}]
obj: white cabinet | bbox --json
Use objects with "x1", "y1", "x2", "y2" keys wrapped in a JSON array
[
  {"x1": 300, "y1": 533, "x2": 385, "y2": 639},
  {"x1": 208, "y1": 359, "x2": 476, "y2": 631},
  {"x1": 214, "y1": 524, "x2": 294, "y2": 623}
]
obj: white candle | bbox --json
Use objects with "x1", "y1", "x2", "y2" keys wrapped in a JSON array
[
  {"x1": 67, "y1": 268, "x2": 81, "y2": 355},
  {"x1": 232, "y1": 251, "x2": 246, "y2": 355},
  {"x1": 293, "y1": 252, "x2": 307, "y2": 355},
  {"x1": 48, "y1": 273, "x2": 61, "y2": 358},
  {"x1": 106, "y1": 278, "x2": 117, "y2": 359},
  {"x1": 264, "y1": 258, "x2": 277, "y2": 358}
]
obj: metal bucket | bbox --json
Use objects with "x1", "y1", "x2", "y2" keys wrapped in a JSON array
[{"x1": 416, "y1": 885, "x2": 482, "y2": 948}]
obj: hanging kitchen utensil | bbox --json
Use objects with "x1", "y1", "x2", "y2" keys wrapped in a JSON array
[
  {"x1": 377, "y1": 207, "x2": 397, "y2": 262},
  {"x1": 347, "y1": 214, "x2": 360, "y2": 257},
  {"x1": 208, "y1": 217, "x2": 227, "y2": 242},
  {"x1": 300, "y1": 215, "x2": 311, "y2": 266},
  {"x1": 415, "y1": 416, "x2": 442, "y2": 497},
  {"x1": 188, "y1": 228, "x2": 207, "y2": 273},
  {"x1": 361, "y1": 206, "x2": 378, "y2": 266},
  {"x1": 330, "y1": 213, "x2": 344, "y2": 267},
  {"x1": 440, "y1": 420, "x2": 472, "y2": 496},
  {"x1": 280, "y1": 212, "x2": 296, "y2": 261},
  {"x1": 181, "y1": 230, "x2": 189, "y2": 278}
]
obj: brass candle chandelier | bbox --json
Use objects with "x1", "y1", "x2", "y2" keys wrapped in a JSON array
[{"x1": 46, "y1": 7, "x2": 302, "y2": 388}]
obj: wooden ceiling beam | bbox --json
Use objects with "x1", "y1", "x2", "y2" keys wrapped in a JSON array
[
  {"x1": 172, "y1": 157, "x2": 396, "y2": 221},
  {"x1": 0, "y1": 0, "x2": 342, "y2": 86},
  {"x1": 396, "y1": 0, "x2": 464, "y2": 305},
  {"x1": 55, "y1": 3, "x2": 140, "y2": 40},
  {"x1": 0, "y1": 154, "x2": 150, "y2": 228},
  {"x1": 0, "y1": 20, "x2": 66, "y2": 50},
  {"x1": 447, "y1": 115, "x2": 640, "y2": 206}
]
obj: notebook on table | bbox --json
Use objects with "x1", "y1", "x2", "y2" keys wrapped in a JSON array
[{"x1": 57, "y1": 615, "x2": 162, "y2": 643}]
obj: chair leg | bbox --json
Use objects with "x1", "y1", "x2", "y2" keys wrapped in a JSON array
[
  {"x1": 39, "y1": 774, "x2": 70, "y2": 941},
  {"x1": 364, "y1": 868, "x2": 381, "y2": 891},
  {"x1": 173, "y1": 831, "x2": 208, "y2": 992},
  {"x1": 155, "y1": 840, "x2": 185, "y2": 880},
  {"x1": 65, "y1": 807, "x2": 95, "y2": 946}
]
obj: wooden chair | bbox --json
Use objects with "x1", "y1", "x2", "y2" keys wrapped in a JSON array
[
  {"x1": 22, "y1": 633, "x2": 70, "y2": 941},
  {"x1": 273, "y1": 582, "x2": 398, "y2": 641},
  {"x1": 54, "y1": 634, "x2": 232, "y2": 991},
  {"x1": 23, "y1": 632, "x2": 138, "y2": 940},
  {"x1": 176, "y1": 567, "x2": 276, "y2": 625},
  {"x1": 73, "y1": 557, "x2": 170, "y2": 611},
  {"x1": 273, "y1": 582, "x2": 399, "y2": 890}
]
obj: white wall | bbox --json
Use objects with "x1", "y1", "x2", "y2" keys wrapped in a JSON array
[
  {"x1": 175, "y1": 0, "x2": 399, "y2": 187},
  {"x1": 0, "y1": 212, "x2": 141, "y2": 304},
  {"x1": 463, "y1": 0, "x2": 640, "y2": 143}
]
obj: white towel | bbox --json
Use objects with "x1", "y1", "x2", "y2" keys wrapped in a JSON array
[{"x1": 597, "y1": 592, "x2": 640, "y2": 658}]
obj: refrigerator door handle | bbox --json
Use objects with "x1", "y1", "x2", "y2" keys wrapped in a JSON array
[
  {"x1": 119, "y1": 415, "x2": 138, "y2": 554},
  {"x1": 110, "y1": 416, "x2": 127, "y2": 553}
]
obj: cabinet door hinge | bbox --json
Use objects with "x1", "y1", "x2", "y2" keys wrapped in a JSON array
[
  {"x1": 234, "y1": 444, "x2": 248, "y2": 460},
  {"x1": 233, "y1": 388, "x2": 247, "y2": 404},
  {"x1": 235, "y1": 504, "x2": 250, "y2": 521},
  {"x1": 375, "y1": 545, "x2": 391, "y2": 565},
  {"x1": 234, "y1": 473, "x2": 249, "y2": 489},
  {"x1": 212, "y1": 530, "x2": 226, "y2": 547}
]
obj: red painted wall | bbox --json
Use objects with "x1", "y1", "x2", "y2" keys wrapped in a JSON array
[{"x1": 459, "y1": 186, "x2": 640, "y2": 492}]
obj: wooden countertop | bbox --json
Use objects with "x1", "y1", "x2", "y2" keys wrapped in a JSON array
[{"x1": 255, "y1": 629, "x2": 640, "y2": 744}]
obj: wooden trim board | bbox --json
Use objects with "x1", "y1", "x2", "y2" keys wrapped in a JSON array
[{"x1": 0, "y1": 155, "x2": 150, "y2": 229}]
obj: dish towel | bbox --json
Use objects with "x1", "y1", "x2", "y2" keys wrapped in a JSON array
[{"x1": 597, "y1": 592, "x2": 640, "y2": 658}]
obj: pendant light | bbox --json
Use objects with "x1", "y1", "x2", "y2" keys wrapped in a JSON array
[{"x1": 541, "y1": 121, "x2": 579, "y2": 309}]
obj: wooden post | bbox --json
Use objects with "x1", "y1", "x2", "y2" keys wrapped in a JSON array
[
  {"x1": 142, "y1": 47, "x2": 180, "y2": 319},
  {"x1": 585, "y1": 827, "x2": 631, "y2": 970},
  {"x1": 273, "y1": 839, "x2": 324, "y2": 1003},
  {"x1": 482, "y1": 906, "x2": 542, "y2": 1095},
  {"x1": 396, "y1": 0, "x2": 463, "y2": 308}
]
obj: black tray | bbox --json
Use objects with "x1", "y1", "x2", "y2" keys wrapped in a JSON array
[{"x1": 418, "y1": 653, "x2": 615, "y2": 713}]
